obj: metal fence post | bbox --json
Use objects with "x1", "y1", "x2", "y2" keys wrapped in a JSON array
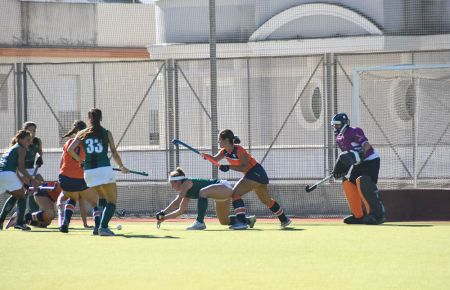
[
  {"x1": 209, "y1": 0, "x2": 218, "y2": 178},
  {"x1": 15, "y1": 63, "x2": 24, "y2": 130}
]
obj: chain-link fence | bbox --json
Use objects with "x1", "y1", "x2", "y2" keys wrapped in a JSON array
[{"x1": 1, "y1": 49, "x2": 450, "y2": 218}]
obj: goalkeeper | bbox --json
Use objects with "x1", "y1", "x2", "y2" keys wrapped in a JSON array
[{"x1": 331, "y1": 113, "x2": 385, "y2": 225}]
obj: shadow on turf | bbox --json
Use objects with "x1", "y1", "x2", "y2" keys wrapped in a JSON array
[
  {"x1": 115, "y1": 234, "x2": 180, "y2": 239},
  {"x1": 304, "y1": 223, "x2": 433, "y2": 227}
]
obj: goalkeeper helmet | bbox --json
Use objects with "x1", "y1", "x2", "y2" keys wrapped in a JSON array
[{"x1": 331, "y1": 113, "x2": 350, "y2": 136}]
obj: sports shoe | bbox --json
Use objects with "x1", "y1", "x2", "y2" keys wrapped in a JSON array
[
  {"x1": 92, "y1": 227, "x2": 99, "y2": 236},
  {"x1": 343, "y1": 215, "x2": 364, "y2": 224},
  {"x1": 247, "y1": 215, "x2": 256, "y2": 228},
  {"x1": 59, "y1": 224, "x2": 69, "y2": 233},
  {"x1": 99, "y1": 227, "x2": 115, "y2": 236},
  {"x1": 363, "y1": 214, "x2": 385, "y2": 225},
  {"x1": 14, "y1": 224, "x2": 31, "y2": 231},
  {"x1": 229, "y1": 222, "x2": 248, "y2": 230},
  {"x1": 186, "y1": 221, "x2": 206, "y2": 230},
  {"x1": 281, "y1": 218, "x2": 292, "y2": 228}
]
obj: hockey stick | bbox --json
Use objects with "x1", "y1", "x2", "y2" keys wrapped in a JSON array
[
  {"x1": 305, "y1": 175, "x2": 333, "y2": 192},
  {"x1": 25, "y1": 185, "x2": 57, "y2": 191},
  {"x1": 112, "y1": 168, "x2": 149, "y2": 176},
  {"x1": 172, "y1": 139, "x2": 220, "y2": 167}
]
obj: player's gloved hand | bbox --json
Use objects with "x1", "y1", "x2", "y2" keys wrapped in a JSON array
[
  {"x1": 219, "y1": 165, "x2": 230, "y2": 172},
  {"x1": 332, "y1": 159, "x2": 349, "y2": 179},
  {"x1": 35, "y1": 156, "x2": 43, "y2": 167},
  {"x1": 156, "y1": 211, "x2": 165, "y2": 221}
]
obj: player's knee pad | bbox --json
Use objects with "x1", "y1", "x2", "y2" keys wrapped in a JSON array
[
  {"x1": 342, "y1": 179, "x2": 364, "y2": 218},
  {"x1": 356, "y1": 176, "x2": 384, "y2": 217}
]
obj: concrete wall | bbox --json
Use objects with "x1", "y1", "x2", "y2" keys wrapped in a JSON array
[
  {"x1": 0, "y1": 1, "x2": 156, "y2": 48},
  {"x1": 154, "y1": 0, "x2": 450, "y2": 44},
  {"x1": 0, "y1": 0, "x2": 22, "y2": 46}
]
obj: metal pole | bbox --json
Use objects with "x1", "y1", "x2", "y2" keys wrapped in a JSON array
[
  {"x1": 414, "y1": 78, "x2": 420, "y2": 188},
  {"x1": 209, "y1": 0, "x2": 218, "y2": 178},
  {"x1": 174, "y1": 61, "x2": 180, "y2": 166},
  {"x1": 92, "y1": 63, "x2": 97, "y2": 108},
  {"x1": 167, "y1": 59, "x2": 176, "y2": 171},
  {"x1": 15, "y1": 63, "x2": 23, "y2": 130},
  {"x1": 23, "y1": 64, "x2": 28, "y2": 122},
  {"x1": 247, "y1": 58, "x2": 252, "y2": 152}
]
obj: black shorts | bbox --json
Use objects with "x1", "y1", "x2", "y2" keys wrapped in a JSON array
[
  {"x1": 244, "y1": 163, "x2": 269, "y2": 185},
  {"x1": 349, "y1": 158, "x2": 380, "y2": 184},
  {"x1": 58, "y1": 174, "x2": 88, "y2": 192}
]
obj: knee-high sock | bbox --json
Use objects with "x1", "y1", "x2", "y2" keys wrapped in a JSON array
[
  {"x1": 31, "y1": 211, "x2": 45, "y2": 223},
  {"x1": 97, "y1": 198, "x2": 107, "y2": 218},
  {"x1": 343, "y1": 180, "x2": 364, "y2": 218},
  {"x1": 268, "y1": 199, "x2": 288, "y2": 223},
  {"x1": 63, "y1": 199, "x2": 76, "y2": 226},
  {"x1": 232, "y1": 197, "x2": 246, "y2": 224},
  {"x1": 100, "y1": 203, "x2": 116, "y2": 229},
  {"x1": 0, "y1": 196, "x2": 17, "y2": 223},
  {"x1": 16, "y1": 197, "x2": 26, "y2": 224},
  {"x1": 196, "y1": 197, "x2": 208, "y2": 223},
  {"x1": 93, "y1": 206, "x2": 101, "y2": 228}
]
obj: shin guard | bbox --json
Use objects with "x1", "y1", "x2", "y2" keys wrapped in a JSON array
[
  {"x1": 356, "y1": 176, "x2": 384, "y2": 218},
  {"x1": 342, "y1": 180, "x2": 364, "y2": 218}
]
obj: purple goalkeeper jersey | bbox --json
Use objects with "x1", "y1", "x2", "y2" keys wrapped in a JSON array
[{"x1": 335, "y1": 127, "x2": 379, "y2": 161}]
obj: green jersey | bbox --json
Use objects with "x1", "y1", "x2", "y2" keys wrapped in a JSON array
[
  {"x1": 25, "y1": 137, "x2": 41, "y2": 169},
  {"x1": 185, "y1": 178, "x2": 221, "y2": 199},
  {"x1": 82, "y1": 127, "x2": 110, "y2": 170},
  {"x1": 0, "y1": 143, "x2": 20, "y2": 172}
]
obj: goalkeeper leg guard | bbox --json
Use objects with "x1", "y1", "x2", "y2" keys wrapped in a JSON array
[
  {"x1": 356, "y1": 176, "x2": 385, "y2": 224},
  {"x1": 342, "y1": 179, "x2": 364, "y2": 219}
]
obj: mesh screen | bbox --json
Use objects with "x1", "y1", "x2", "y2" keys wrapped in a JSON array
[
  {"x1": 1, "y1": 1, "x2": 450, "y2": 219},
  {"x1": 355, "y1": 66, "x2": 450, "y2": 189}
]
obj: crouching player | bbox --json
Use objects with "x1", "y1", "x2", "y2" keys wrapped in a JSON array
[
  {"x1": 25, "y1": 181, "x2": 61, "y2": 227},
  {"x1": 156, "y1": 167, "x2": 256, "y2": 230},
  {"x1": 331, "y1": 113, "x2": 385, "y2": 225}
]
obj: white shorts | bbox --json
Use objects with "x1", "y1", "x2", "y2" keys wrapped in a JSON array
[
  {"x1": 84, "y1": 166, "x2": 116, "y2": 188},
  {"x1": 18, "y1": 168, "x2": 36, "y2": 177},
  {"x1": 0, "y1": 171, "x2": 23, "y2": 193},
  {"x1": 219, "y1": 179, "x2": 233, "y2": 190}
]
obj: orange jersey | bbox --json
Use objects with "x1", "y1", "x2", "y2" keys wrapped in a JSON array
[
  {"x1": 44, "y1": 181, "x2": 62, "y2": 202},
  {"x1": 60, "y1": 138, "x2": 85, "y2": 179},
  {"x1": 219, "y1": 145, "x2": 257, "y2": 173}
]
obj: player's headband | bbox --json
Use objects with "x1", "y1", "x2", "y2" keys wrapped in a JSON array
[{"x1": 169, "y1": 175, "x2": 187, "y2": 182}]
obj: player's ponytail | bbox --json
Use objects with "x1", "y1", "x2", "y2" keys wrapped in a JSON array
[
  {"x1": 78, "y1": 108, "x2": 106, "y2": 144},
  {"x1": 170, "y1": 167, "x2": 186, "y2": 177},
  {"x1": 62, "y1": 120, "x2": 87, "y2": 138},
  {"x1": 10, "y1": 129, "x2": 31, "y2": 146},
  {"x1": 219, "y1": 129, "x2": 240, "y2": 145}
]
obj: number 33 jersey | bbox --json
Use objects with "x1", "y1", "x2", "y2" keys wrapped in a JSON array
[{"x1": 81, "y1": 128, "x2": 110, "y2": 170}]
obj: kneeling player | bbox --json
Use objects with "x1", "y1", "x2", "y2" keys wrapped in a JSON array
[
  {"x1": 156, "y1": 167, "x2": 256, "y2": 230},
  {"x1": 331, "y1": 113, "x2": 385, "y2": 225},
  {"x1": 26, "y1": 181, "x2": 61, "y2": 227}
]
